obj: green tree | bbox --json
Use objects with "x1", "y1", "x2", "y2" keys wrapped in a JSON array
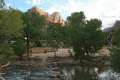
[
  {"x1": 67, "y1": 12, "x2": 85, "y2": 27},
  {"x1": 110, "y1": 48, "x2": 120, "y2": 72},
  {"x1": 23, "y1": 10, "x2": 46, "y2": 59},
  {"x1": 12, "y1": 39, "x2": 26, "y2": 60},
  {"x1": 47, "y1": 23, "x2": 64, "y2": 57},
  {"x1": 67, "y1": 12, "x2": 105, "y2": 60},
  {"x1": 0, "y1": 9, "x2": 24, "y2": 59},
  {"x1": 112, "y1": 27, "x2": 120, "y2": 46},
  {"x1": 110, "y1": 21, "x2": 120, "y2": 72},
  {"x1": 23, "y1": 10, "x2": 46, "y2": 43},
  {"x1": 0, "y1": 9, "x2": 24, "y2": 41}
]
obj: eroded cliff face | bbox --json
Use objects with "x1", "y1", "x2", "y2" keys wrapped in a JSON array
[{"x1": 29, "y1": 7, "x2": 65, "y2": 26}]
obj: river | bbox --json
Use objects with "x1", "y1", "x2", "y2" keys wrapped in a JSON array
[{"x1": 1, "y1": 64, "x2": 120, "y2": 80}]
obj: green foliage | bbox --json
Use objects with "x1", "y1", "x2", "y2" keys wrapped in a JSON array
[
  {"x1": 0, "y1": 9, "x2": 24, "y2": 58},
  {"x1": 22, "y1": 10, "x2": 48, "y2": 60},
  {"x1": 47, "y1": 23, "x2": 61, "y2": 47},
  {"x1": 0, "y1": 9, "x2": 24, "y2": 41},
  {"x1": 110, "y1": 48, "x2": 120, "y2": 72},
  {"x1": 112, "y1": 21, "x2": 120, "y2": 46},
  {"x1": 111, "y1": 24, "x2": 120, "y2": 72},
  {"x1": 112, "y1": 28, "x2": 120, "y2": 46},
  {"x1": 0, "y1": 7, "x2": 105, "y2": 61},
  {"x1": 0, "y1": 43, "x2": 14, "y2": 58},
  {"x1": 67, "y1": 12, "x2": 105, "y2": 59},
  {"x1": 12, "y1": 39, "x2": 26, "y2": 58},
  {"x1": 67, "y1": 12, "x2": 85, "y2": 27},
  {"x1": 47, "y1": 23, "x2": 68, "y2": 48},
  {"x1": 23, "y1": 11, "x2": 46, "y2": 46}
]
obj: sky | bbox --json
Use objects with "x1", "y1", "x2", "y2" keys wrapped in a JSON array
[{"x1": 5, "y1": 0, "x2": 120, "y2": 29}]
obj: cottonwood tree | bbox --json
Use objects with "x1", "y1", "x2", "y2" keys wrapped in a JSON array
[
  {"x1": 23, "y1": 10, "x2": 46, "y2": 58},
  {"x1": 46, "y1": 23, "x2": 65, "y2": 57},
  {"x1": 67, "y1": 12, "x2": 105, "y2": 60},
  {"x1": 0, "y1": 9, "x2": 24, "y2": 58},
  {"x1": 110, "y1": 21, "x2": 120, "y2": 72}
]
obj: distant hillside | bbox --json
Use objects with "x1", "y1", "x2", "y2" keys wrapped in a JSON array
[
  {"x1": 103, "y1": 20, "x2": 120, "y2": 32},
  {"x1": 103, "y1": 27, "x2": 113, "y2": 32}
]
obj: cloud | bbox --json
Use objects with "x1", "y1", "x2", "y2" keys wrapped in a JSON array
[
  {"x1": 23, "y1": 0, "x2": 120, "y2": 28},
  {"x1": 26, "y1": 0, "x2": 42, "y2": 5},
  {"x1": 83, "y1": 0, "x2": 120, "y2": 28},
  {"x1": 46, "y1": 0, "x2": 120, "y2": 29},
  {"x1": 6, "y1": 3, "x2": 11, "y2": 7}
]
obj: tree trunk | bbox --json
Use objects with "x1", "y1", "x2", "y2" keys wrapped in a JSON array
[{"x1": 26, "y1": 37, "x2": 30, "y2": 60}]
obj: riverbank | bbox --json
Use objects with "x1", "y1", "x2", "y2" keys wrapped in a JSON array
[
  {"x1": 8, "y1": 56, "x2": 111, "y2": 68},
  {"x1": 0, "y1": 56, "x2": 112, "y2": 80}
]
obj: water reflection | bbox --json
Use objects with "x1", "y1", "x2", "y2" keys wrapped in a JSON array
[
  {"x1": 61, "y1": 66, "x2": 98, "y2": 80},
  {"x1": 3, "y1": 65, "x2": 120, "y2": 80},
  {"x1": 98, "y1": 69, "x2": 120, "y2": 80},
  {"x1": 61, "y1": 65, "x2": 120, "y2": 80}
]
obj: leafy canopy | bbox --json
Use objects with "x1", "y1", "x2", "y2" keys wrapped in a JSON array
[{"x1": 67, "y1": 12, "x2": 105, "y2": 59}]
